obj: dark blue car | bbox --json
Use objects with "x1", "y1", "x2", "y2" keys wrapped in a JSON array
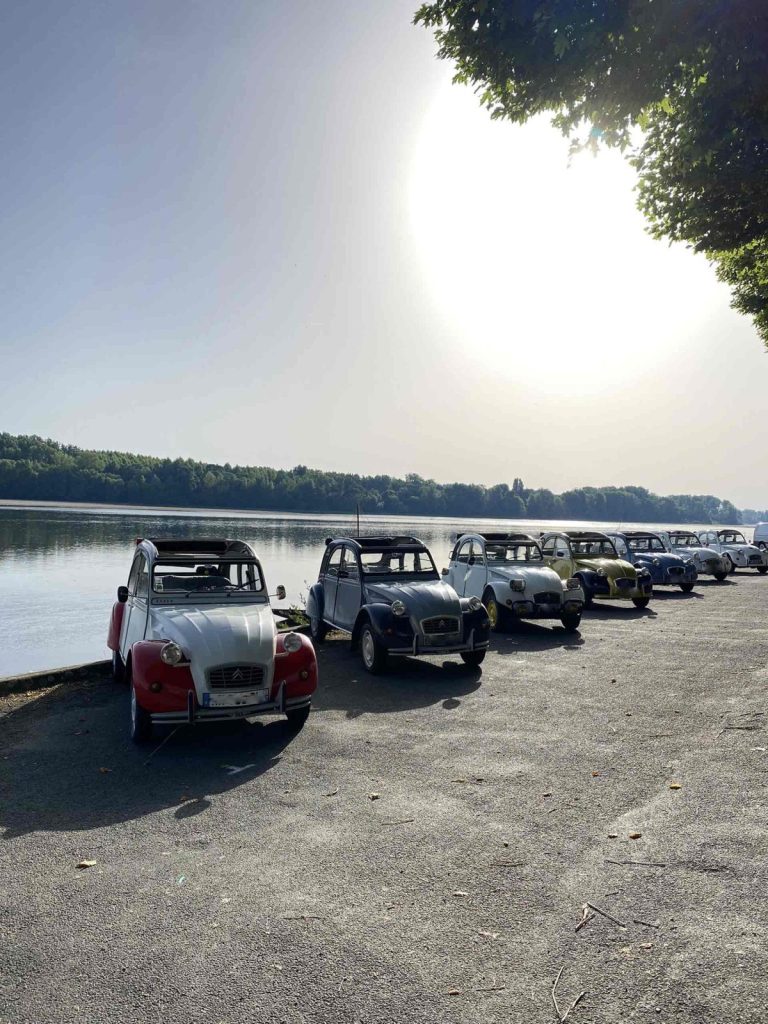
[{"x1": 606, "y1": 531, "x2": 697, "y2": 592}]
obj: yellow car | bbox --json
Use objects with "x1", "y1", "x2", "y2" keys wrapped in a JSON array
[{"x1": 539, "y1": 530, "x2": 653, "y2": 609}]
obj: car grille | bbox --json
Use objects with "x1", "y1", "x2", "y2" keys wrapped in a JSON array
[
  {"x1": 421, "y1": 616, "x2": 460, "y2": 636},
  {"x1": 534, "y1": 592, "x2": 561, "y2": 604},
  {"x1": 705, "y1": 559, "x2": 720, "y2": 571},
  {"x1": 208, "y1": 664, "x2": 265, "y2": 690},
  {"x1": 615, "y1": 577, "x2": 634, "y2": 590},
  {"x1": 668, "y1": 566, "x2": 684, "y2": 576},
  {"x1": 749, "y1": 554, "x2": 762, "y2": 565}
]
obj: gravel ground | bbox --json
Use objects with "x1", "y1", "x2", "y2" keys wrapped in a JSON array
[{"x1": 1, "y1": 575, "x2": 767, "y2": 1024}]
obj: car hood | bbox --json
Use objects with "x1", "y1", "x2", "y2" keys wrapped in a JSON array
[
  {"x1": 489, "y1": 565, "x2": 563, "y2": 590},
  {"x1": 722, "y1": 543, "x2": 761, "y2": 556},
  {"x1": 631, "y1": 552, "x2": 690, "y2": 569},
  {"x1": 149, "y1": 601, "x2": 276, "y2": 693},
  {"x1": 365, "y1": 580, "x2": 461, "y2": 620},
  {"x1": 674, "y1": 546, "x2": 721, "y2": 561},
  {"x1": 573, "y1": 557, "x2": 637, "y2": 579}
]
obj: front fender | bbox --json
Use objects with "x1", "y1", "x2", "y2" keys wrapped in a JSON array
[
  {"x1": 351, "y1": 602, "x2": 401, "y2": 647},
  {"x1": 305, "y1": 584, "x2": 324, "y2": 621},
  {"x1": 107, "y1": 601, "x2": 125, "y2": 652},
  {"x1": 274, "y1": 633, "x2": 318, "y2": 700},
  {"x1": 130, "y1": 640, "x2": 194, "y2": 712}
]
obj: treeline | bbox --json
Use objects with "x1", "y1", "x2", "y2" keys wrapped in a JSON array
[{"x1": 0, "y1": 433, "x2": 743, "y2": 524}]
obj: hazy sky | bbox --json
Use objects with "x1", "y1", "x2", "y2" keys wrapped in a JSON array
[{"x1": 1, "y1": 0, "x2": 766, "y2": 507}]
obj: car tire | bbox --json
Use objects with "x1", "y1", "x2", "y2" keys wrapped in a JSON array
[
  {"x1": 285, "y1": 705, "x2": 310, "y2": 730},
  {"x1": 560, "y1": 612, "x2": 581, "y2": 632},
  {"x1": 723, "y1": 554, "x2": 735, "y2": 574},
  {"x1": 679, "y1": 581, "x2": 695, "y2": 593},
  {"x1": 483, "y1": 590, "x2": 506, "y2": 632},
  {"x1": 713, "y1": 570, "x2": 728, "y2": 581},
  {"x1": 360, "y1": 623, "x2": 387, "y2": 675},
  {"x1": 112, "y1": 649, "x2": 125, "y2": 683},
  {"x1": 632, "y1": 596, "x2": 650, "y2": 609},
  {"x1": 576, "y1": 577, "x2": 594, "y2": 608},
  {"x1": 309, "y1": 615, "x2": 327, "y2": 643},
  {"x1": 460, "y1": 650, "x2": 485, "y2": 668},
  {"x1": 758, "y1": 566, "x2": 768, "y2": 575},
  {"x1": 130, "y1": 684, "x2": 153, "y2": 745}
]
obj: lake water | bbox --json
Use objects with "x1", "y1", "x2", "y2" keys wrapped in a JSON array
[{"x1": 0, "y1": 501, "x2": 753, "y2": 678}]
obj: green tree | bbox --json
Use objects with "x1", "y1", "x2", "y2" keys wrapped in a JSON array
[{"x1": 415, "y1": 0, "x2": 768, "y2": 345}]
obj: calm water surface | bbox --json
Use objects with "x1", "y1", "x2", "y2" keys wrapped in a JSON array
[{"x1": 0, "y1": 502, "x2": 751, "y2": 677}]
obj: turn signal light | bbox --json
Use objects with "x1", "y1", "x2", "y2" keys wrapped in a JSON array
[
  {"x1": 300, "y1": 670, "x2": 309, "y2": 680},
  {"x1": 149, "y1": 681, "x2": 162, "y2": 693}
]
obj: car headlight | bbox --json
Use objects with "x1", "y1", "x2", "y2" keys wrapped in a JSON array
[
  {"x1": 653, "y1": 558, "x2": 661, "y2": 566},
  {"x1": 510, "y1": 579, "x2": 526, "y2": 592},
  {"x1": 565, "y1": 578, "x2": 581, "y2": 590},
  {"x1": 468, "y1": 595, "x2": 483, "y2": 611},
  {"x1": 597, "y1": 568, "x2": 607, "y2": 577},
  {"x1": 283, "y1": 631, "x2": 302, "y2": 653},
  {"x1": 685, "y1": 559, "x2": 695, "y2": 567},
  {"x1": 160, "y1": 641, "x2": 184, "y2": 665},
  {"x1": 391, "y1": 600, "x2": 407, "y2": 616}
]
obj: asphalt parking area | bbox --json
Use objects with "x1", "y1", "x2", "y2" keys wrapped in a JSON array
[{"x1": 1, "y1": 574, "x2": 767, "y2": 1024}]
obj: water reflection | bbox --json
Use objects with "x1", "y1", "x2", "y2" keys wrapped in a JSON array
[{"x1": 0, "y1": 503, "x2": 747, "y2": 678}]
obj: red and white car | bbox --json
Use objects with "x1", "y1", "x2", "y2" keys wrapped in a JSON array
[{"x1": 107, "y1": 538, "x2": 317, "y2": 743}]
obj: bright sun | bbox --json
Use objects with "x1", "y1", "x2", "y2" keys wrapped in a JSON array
[{"x1": 408, "y1": 81, "x2": 721, "y2": 394}]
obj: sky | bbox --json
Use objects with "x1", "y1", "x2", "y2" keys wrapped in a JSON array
[{"x1": 1, "y1": 0, "x2": 766, "y2": 508}]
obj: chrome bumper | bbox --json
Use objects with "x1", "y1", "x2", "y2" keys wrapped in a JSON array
[
  {"x1": 387, "y1": 627, "x2": 489, "y2": 657},
  {"x1": 150, "y1": 683, "x2": 311, "y2": 724}
]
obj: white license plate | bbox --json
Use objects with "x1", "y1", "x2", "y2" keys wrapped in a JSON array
[{"x1": 205, "y1": 688, "x2": 269, "y2": 709}]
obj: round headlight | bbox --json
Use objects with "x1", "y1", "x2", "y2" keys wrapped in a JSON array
[
  {"x1": 565, "y1": 578, "x2": 581, "y2": 590},
  {"x1": 653, "y1": 558, "x2": 661, "y2": 566},
  {"x1": 597, "y1": 568, "x2": 607, "y2": 577},
  {"x1": 160, "y1": 641, "x2": 183, "y2": 665},
  {"x1": 510, "y1": 579, "x2": 526, "y2": 592},
  {"x1": 283, "y1": 631, "x2": 302, "y2": 653},
  {"x1": 391, "y1": 600, "x2": 407, "y2": 617},
  {"x1": 468, "y1": 595, "x2": 482, "y2": 611}
]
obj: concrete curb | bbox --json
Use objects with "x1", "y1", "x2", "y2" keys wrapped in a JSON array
[{"x1": 0, "y1": 660, "x2": 111, "y2": 698}]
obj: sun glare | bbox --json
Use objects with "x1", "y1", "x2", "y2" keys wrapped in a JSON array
[{"x1": 408, "y1": 82, "x2": 721, "y2": 394}]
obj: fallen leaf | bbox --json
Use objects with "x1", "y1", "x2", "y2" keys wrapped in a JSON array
[
  {"x1": 668, "y1": 782, "x2": 682, "y2": 790},
  {"x1": 640, "y1": 942, "x2": 654, "y2": 950},
  {"x1": 591, "y1": 771, "x2": 600, "y2": 777},
  {"x1": 629, "y1": 832, "x2": 642, "y2": 840},
  {"x1": 607, "y1": 832, "x2": 619, "y2": 838},
  {"x1": 445, "y1": 989, "x2": 462, "y2": 996},
  {"x1": 611, "y1": 678, "x2": 617, "y2": 683},
  {"x1": 369, "y1": 792, "x2": 380, "y2": 801},
  {"x1": 453, "y1": 890, "x2": 468, "y2": 897},
  {"x1": 325, "y1": 788, "x2": 339, "y2": 797},
  {"x1": 76, "y1": 860, "x2": 97, "y2": 869}
]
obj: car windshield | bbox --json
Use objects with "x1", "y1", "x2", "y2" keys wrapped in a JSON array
[
  {"x1": 670, "y1": 533, "x2": 701, "y2": 548},
  {"x1": 719, "y1": 531, "x2": 747, "y2": 545},
  {"x1": 570, "y1": 538, "x2": 618, "y2": 558},
  {"x1": 152, "y1": 560, "x2": 265, "y2": 596},
  {"x1": 486, "y1": 542, "x2": 543, "y2": 563},
  {"x1": 627, "y1": 536, "x2": 665, "y2": 553},
  {"x1": 360, "y1": 549, "x2": 437, "y2": 577}
]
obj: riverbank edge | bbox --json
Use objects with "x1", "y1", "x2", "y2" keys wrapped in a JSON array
[{"x1": 0, "y1": 660, "x2": 111, "y2": 698}]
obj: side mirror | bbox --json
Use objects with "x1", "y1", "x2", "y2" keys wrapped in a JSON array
[
  {"x1": 117, "y1": 585, "x2": 129, "y2": 603},
  {"x1": 276, "y1": 585, "x2": 286, "y2": 601},
  {"x1": 441, "y1": 567, "x2": 449, "y2": 576}
]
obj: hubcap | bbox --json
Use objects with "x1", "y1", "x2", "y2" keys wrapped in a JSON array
[
  {"x1": 361, "y1": 629, "x2": 375, "y2": 668},
  {"x1": 487, "y1": 600, "x2": 498, "y2": 628}
]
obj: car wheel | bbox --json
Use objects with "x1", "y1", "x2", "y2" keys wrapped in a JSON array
[
  {"x1": 679, "y1": 581, "x2": 695, "y2": 593},
  {"x1": 309, "y1": 615, "x2": 327, "y2": 643},
  {"x1": 576, "y1": 577, "x2": 594, "y2": 607},
  {"x1": 360, "y1": 623, "x2": 387, "y2": 675},
  {"x1": 723, "y1": 554, "x2": 735, "y2": 574},
  {"x1": 560, "y1": 612, "x2": 581, "y2": 632},
  {"x1": 758, "y1": 566, "x2": 768, "y2": 575},
  {"x1": 285, "y1": 705, "x2": 310, "y2": 730},
  {"x1": 130, "y1": 685, "x2": 153, "y2": 745},
  {"x1": 632, "y1": 596, "x2": 650, "y2": 609},
  {"x1": 112, "y1": 649, "x2": 125, "y2": 683},
  {"x1": 713, "y1": 570, "x2": 728, "y2": 581},
  {"x1": 483, "y1": 590, "x2": 506, "y2": 632},
  {"x1": 460, "y1": 650, "x2": 485, "y2": 667}
]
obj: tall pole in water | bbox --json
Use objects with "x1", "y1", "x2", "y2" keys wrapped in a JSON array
[{"x1": 356, "y1": 502, "x2": 360, "y2": 536}]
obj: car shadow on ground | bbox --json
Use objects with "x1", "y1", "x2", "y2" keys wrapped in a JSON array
[
  {"x1": 648, "y1": 588, "x2": 704, "y2": 600},
  {"x1": 0, "y1": 678, "x2": 300, "y2": 838},
  {"x1": 581, "y1": 603, "x2": 658, "y2": 621},
  {"x1": 313, "y1": 640, "x2": 483, "y2": 718},
  {"x1": 485, "y1": 621, "x2": 585, "y2": 655}
]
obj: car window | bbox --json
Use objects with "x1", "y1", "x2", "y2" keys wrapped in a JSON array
[
  {"x1": 135, "y1": 554, "x2": 149, "y2": 600},
  {"x1": 152, "y1": 560, "x2": 264, "y2": 595},
  {"x1": 341, "y1": 547, "x2": 360, "y2": 579},
  {"x1": 470, "y1": 541, "x2": 486, "y2": 565},
  {"x1": 455, "y1": 540, "x2": 472, "y2": 564},
  {"x1": 613, "y1": 537, "x2": 630, "y2": 558},
  {"x1": 127, "y1": 556, "x2": 142, "y2": 594},
  {"x1": 325, "y1": 547, "x2": 342, "y2": 578},
  {"x1": 540, "y1": 537, "x2": 556, "y2": 557}
]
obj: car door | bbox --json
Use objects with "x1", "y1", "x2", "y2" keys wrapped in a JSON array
[
  {"x1": 321, "y1": 545, "x2": 343, "y2": 625},
  {"x1": 119, "y1": 553, "x2": 150, "y2": 658},
  {"x1": 450, "y1": 538, "x2": 473, "y2": 595},
  {"x1": 334, "y1": 545, "x2": 362, "y2": 631},
  {"x1": 545, "y1": 534, "x2": 573, "y2": 581},
  {"x1": 463, "y1": 539, "x2": 488, "y2": 598}
]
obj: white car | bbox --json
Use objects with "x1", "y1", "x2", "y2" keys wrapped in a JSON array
[
  {"x1": 752, "y1": 523, "x2": 768, "y2": 551},
  {"x1": 107, "y1": 538, "x2": 318, "y2": 743},
  {"x1": 444, "y1": 532, "x2": 585, "y2": 632},
  {"x1": 657, "y1": 530, "x2": 728, "y2": 581},
  {"x1": 696, "y1": 529, "x2": 768, "y2": 575}
]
